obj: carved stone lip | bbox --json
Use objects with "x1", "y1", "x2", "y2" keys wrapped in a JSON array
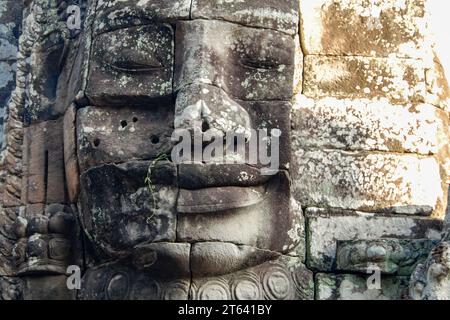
[
  {"x1": 175, "y1": 163, "x2": 280, "y2": 212},
  {"x1": 177, "y1": 184, "x2": 269, "y2": 213},
  {"x1": 177, "y1": 163, "x2": 274, "y2": 189}
]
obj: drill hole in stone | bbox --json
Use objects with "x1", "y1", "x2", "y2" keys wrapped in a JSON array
[
  {"x1": 202, "y1": 119, "x2": 210, "y2": 133},
  {"x1": 150, "y1": 135, "x2": 160, "y2": 145},
  {"x1": 120, "y1": 120, "x2": 128, "y2": 128},
  {"x1": 93, "y1": 138, "x2": 101, "y2": 147}
]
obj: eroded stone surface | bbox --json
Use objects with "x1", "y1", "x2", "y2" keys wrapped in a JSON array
[
  {"x1": 80, "y1": 262, "x2": 191, "y2": 300},
  {"x1": 0, "y1": 276, "x2": 22, "y2": 300},
  {"x1": 0, "y1": 61, "x2": 16, "y2": 133},
  {"x1": 425, "y1": 52, "x2": 450, "y2": 111},
  {"x1": 63, "y1": 105, "x2": 79, "y2": 202},
  {"x1": 1, "y1": 0, "x2": 449, "y2": 301},
  {"x1": 300, "y1": 0, "x2": 427, "y2": 58},
  {"x1": 336, "y1": 239, "x2": 438, "y2": 276},
  {"x1": 77, "y1": 106, "x2": 174, "y2": 172},
  {"x1": 94, "y1": 0, "x2": 191, "y2": 34},
  {"x1": 0, "y1": 0, "x2": 22, "y2": 62},
  {"x1": 191, "y1": 0, "x2": 299, "y2": 35},
  {"x1": 190, "y1": 242, "x2": 281, "y2": 277},
  {"x1": 409, "y1": 236, "x2": 450, "y2": 300},
  {"x1": 292, "y1": 96, "x2": 449, "y2": 155},
  {"x1": 303, "y1": 56, "x2": 426, "y2": 104},
  {"x1": 191, "y1": 255, "x2": 313, "y2": 300},
  {"x1": 316, "y1": 273, "x2": 409, "y2": 300},
  {"x1": 80, "y1": 254, "x2": 313, "y2": 300},
  {"x1": 306, "y1": 208, "x2": 443, "y2": 271},
  {"x1": 87, "y1": 24, "x2": 174, "y2": 106},
  {"x1": 21, "y1": 275, "x2": 75, "y2": 300},
  {"x1": 177, "y1": 172, "x2": 301, "y2": 254},
  {"x1": 175, "y1": 20, "x2": 295, "y2": 101},
  {"x1": 293, "y1": 149, "x2": 445, "y2": 215},
  {"x1": 78, "y1": 161, "x2": 178, "y2": 259},
  {"x1": 21, "y1": 119, "x2": 66, "y2": 205}
]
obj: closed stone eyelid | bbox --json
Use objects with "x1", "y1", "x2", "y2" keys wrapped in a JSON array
[
  {"x1": 239, "y1": 58, "x2": 282, "y2": 70},
  {"x1": 105, "y1": 60, "x2": 166, "y2": 73}
]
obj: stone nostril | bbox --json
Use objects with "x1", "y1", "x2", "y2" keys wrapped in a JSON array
[
  {"x1": 93, "y1": 138, "x2": 101, "y2": 148},
  {"x1": 132, "y1": 117, "x2": 138, "y2": 123},
  {"x1": 120, "y1": 120, "x2": 127, "y2": 128},
  {"x1": 150, "y1": 135, "x2": 160, "y2": 145},
  {"x1": 201, "y1": 119, "x2": 210, "y2": 133}
]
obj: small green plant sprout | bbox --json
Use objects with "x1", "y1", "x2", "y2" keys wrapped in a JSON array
[{"x1": 144, "y1": 152, "x2": 169, "y2": 224}]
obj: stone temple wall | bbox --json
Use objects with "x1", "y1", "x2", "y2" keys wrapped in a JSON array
[
  {"x1": 0, "y1": 1, "x2": 22, "y2": 150},
  {"x1": 292, "y1": 0, "x2": 450, "y2": 299},
  {"x1": 0, "y1": 0, "x2": 449, "y2": 300}
]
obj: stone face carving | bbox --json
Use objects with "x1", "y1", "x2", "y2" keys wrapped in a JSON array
[
  {"x1": 336, "y1": 239, "x2": 438, "y2": 276},
  {"x1": 0, "y1": 0, "x2": 309, "y2": 300},
  {"x1": 0, "y1": 0, "x2": 449, "y2": 300}
]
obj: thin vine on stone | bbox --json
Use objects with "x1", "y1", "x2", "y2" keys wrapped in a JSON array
[{"x1": 144, "y1": 152, "x2": 169, "y2": 224}]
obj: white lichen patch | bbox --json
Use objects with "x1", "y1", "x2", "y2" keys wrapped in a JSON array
[
  {"x1": 303, "y1": 55, "x2": 426, "y2": 104},
  {"x1": 293, "y1": 149, "x2": 443, "y2": 214},
  {"x1": 300, "y1": 0, "x2": 428, "y2": 58},
  {"x1": 292, "y1": 95, "x2": 448, "y2": 155}
]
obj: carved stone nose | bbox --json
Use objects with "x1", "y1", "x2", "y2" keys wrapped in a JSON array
[{"x1": 174, "y1": 83, "x2": 251, "y2": 139}]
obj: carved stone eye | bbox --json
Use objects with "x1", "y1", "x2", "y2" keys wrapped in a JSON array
[
  {"x1": 105, "y1": 48, "x2": 165, "y2": 74},
  {"x1": 108, "y1": 58, "x2": 164, "y2": 74},
  {"x1": 241, "y1": 58, "x2": 280, "y2": 70},
  {"x1": 98, "y1": 26, "x2": 171, "y2": 74}
]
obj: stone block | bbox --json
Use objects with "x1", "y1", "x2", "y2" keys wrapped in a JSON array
[
  {"x1": 306, "y1": 208, "x2": 443, "y2": 271},
  {"x1": 21, "y1": 119, "x2": 66, "y2": 204},
  {"x1": 63, "y1": 105, "x2": 79, "y2": 202},
  {"x1": 191, "y1": 0, "x2": 299, "y2": 35},
  {"x1": 94, "y1": 0, "x2": 191, "y2": 35},
  {"x1": 303, "y1": 56, "x2": 426, "y2": 104},
  {"x1": 315, "y1": 273, "x2": 409, "y2": 300},
  {"x1": 21, "y1": 275, "x2": 76, "y2": 300},
  {"x1": 292, "y1": 149, "x2": 445, "y2": 215},
  {"x1": 80, "y1": 250, "x2": 192, "y2": 299},
  {"x1": 300, "y1": 0, "x2": 427, "y2": 58},
  {"x1": 191, "y1": 255, "x2": 313, "y2": 300},
  {"x1": 292, "y1": 96, "x2": 448, "y2": 155},
  {"x1": 425, "y1": 53, "x2": 450, "y2": 111},
  {"x1": 175, "y1": 20, "x2": 295, "y2": 101},
  {"x1": 87, "y1": 24, "x2": 174, "y2": 106},
  {"x1": 336, "y1": 239, "x2": 437, "y2": 276},
  {"x1": 76, "y1": 105, "x2": 175, "y2": 172},
  {"x1": 78, "y1": 161, "x2": 177, "y2": 259},
  {"x1": 177, "y1": 172, "x2": 302, "y2": 254}
]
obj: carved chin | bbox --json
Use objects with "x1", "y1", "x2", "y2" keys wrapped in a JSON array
[{"x1": 131, "y1": 241, "x2": 281, "y2": 277}]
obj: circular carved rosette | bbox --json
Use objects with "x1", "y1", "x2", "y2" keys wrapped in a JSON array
[
  {"x1": 231, "y1": 272, "x2": 263, "y2": 300},
  {"x1": 262, "y1": 264, "x2": 294, "y2": 300},
  {"x1": 162, "y1": 280, "x2": 190, "y2": 300},
  {"x1": 197, "y1": 279, "x2": 231, "y2": 300},
  {"x1": 130, "y1": 277, "x2": 161, "y2": 300}
]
